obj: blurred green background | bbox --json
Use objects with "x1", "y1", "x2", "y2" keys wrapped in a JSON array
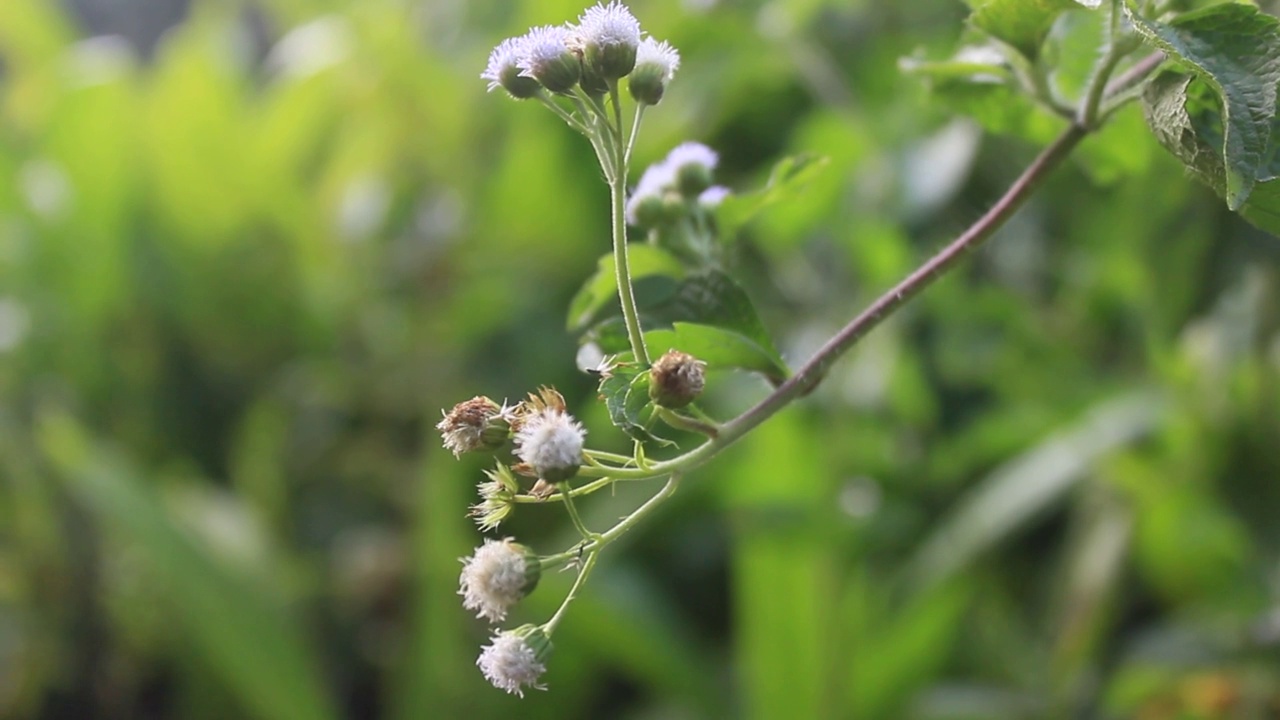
[{"x1": 2, "y1": 0, "x2": 1279, "y2": 718}]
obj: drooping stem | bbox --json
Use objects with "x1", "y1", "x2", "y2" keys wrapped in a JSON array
[
  {"x1": 543, "y1": 549, "x2": 598, "y2": 634},
  {"x1": 541, "y1": 474, "x2": 681, "y2": 568},
  {"x1": 558, "y1": 481, "x2": 598, "y2": 540}
]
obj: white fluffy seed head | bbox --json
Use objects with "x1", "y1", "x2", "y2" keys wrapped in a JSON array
[
  {"x1": 514, "y1": 408, "x2": 585, "y2": 482},
  {"x1": 459, "y1": 538, "x2": 540, "y2": 624},
  {"x1": 476, "y1": 625, "x2": 552, "y2": 697}
]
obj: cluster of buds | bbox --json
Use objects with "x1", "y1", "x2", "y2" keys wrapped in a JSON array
[
  {"x1": 439, "y1": 387, "x2": 587, "y2": 695},
  {"x1": 481, "y1": 1, "x2": 680, "y2": 106},
  {"x1": 626, "y1": 141, "x2": 731, "y2": 232}
]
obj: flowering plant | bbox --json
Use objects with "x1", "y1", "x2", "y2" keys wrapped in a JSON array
[{"x1": 447, "y1": 0, "x2": 1280, "y2": 695}]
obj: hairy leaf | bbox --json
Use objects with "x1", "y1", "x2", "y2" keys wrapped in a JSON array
[
  {"x1": 1126, "y1": 1, "x2": 1280, "y2": 209},
  {"x1": 1143, "y1": 70, "x2": 1280, "y2": 236}
]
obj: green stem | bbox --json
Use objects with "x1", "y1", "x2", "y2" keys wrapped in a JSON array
[
  {"x1": 610, "y1": 123, "x2": 650, "y2": 365},
  {"x1": 657, "y1": 407, "x2": 720, "y2": 437},
  {"x1": 543, "y1": 549, "x2": 598, "y2": 634},
  {"x1": 624, "y1": 104, "x2": 646, "y2": 167},
  {"x1": 536, "y1": 94, "x2": 589, "y2": 135},
  {"x1": 558, "y1": 481, "x2": 598, "y2": 541},
  {"x1": 542, "y1": 474, "x2": 680, "y2": 569}
]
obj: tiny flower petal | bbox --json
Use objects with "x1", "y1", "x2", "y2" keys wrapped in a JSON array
[
  {"x1": 477, "y1": 626, "x2": 551, "y2": 696},
  {"x1": 459, "y1": 538, "x2": 540, "y2": 623}
]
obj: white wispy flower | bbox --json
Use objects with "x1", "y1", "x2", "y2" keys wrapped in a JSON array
[
  {"x1": 517, "y1": 25, "x2": 579, "y2": 93},
  {"x1": 477, "y1": 626, "x2": 551, "y2": 696},
  {"x1": 514, "y1": 407, "x2": 586, "y2": 482},
  {"x1": 576, "y1": 1, "x2": 642, "y2": 79},
  {"x1": 481, "y1": 36, "x2": 540, "y2": 98},
  {"x1": 665, "y1": 141, "x2": 718, "y2": 173},
  {"x1": 628, "y1": 36, "x2": 680, "y2": 105},
  {"x1": 459, "y1": 538, "x2": 540, "y2": 623}
]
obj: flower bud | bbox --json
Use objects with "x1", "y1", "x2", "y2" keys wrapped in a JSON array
[
  {"x1": 518, "y1": 26, "x2": 580, "y2": 94},
  {"x1": 477, "y1": 624, "x2": 553, "y2": 696},
  {"x1": 649, "y1": 350, "x2": 707, "y2": 409},
  {"x1": 471, "y1": 463, "x2": 520, "y2": 531},
  {"x1": 576, "y1": 2, "x2": 642, "y2": 81},
  {"x1": 437, "y1": 396, "x2": 515, "y2": 457},
  {"x1": 628, "y1": 37, "x2": 680, "y2": 105},
  {"x1": 481, "y1": 36, "x2": 542, "y2": 99},
  {"x1": 459, "y1": 538, "x2": 542, "y2": 623}
]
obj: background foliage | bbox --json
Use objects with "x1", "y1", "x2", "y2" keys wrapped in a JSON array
[{"x1": 1, "y1": 0, "x2": 1278, "y2": 718}]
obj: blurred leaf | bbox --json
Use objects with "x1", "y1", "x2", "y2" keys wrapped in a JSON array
[
  {"x1": 1127, "y1": 0, "x2": 1280, "y2": 209},
  {"x1": 714, "y1": 154, "x2": 829, "y2": 239},
  {"x1": 39, "y1": 415, "x2": 339, "y2": 720},
  {"x1": 903, "y1": 46, "x2": 1064, "y2": 143},
  {"x1": 567, "y1": 245, "x2": 685, "y2": 332},
  {"x1": 910, "y1": 391, "x2": 1166, "y2": 588},
  {"x1": 970, "y1": 0, "x2": 1101, "y2": 62},
  {"x1": 646, "y1": 321, "x2": 789, "y2": 384},
  {"x1": 848, "y1": 581, "x2": 975, "y2": 719}
]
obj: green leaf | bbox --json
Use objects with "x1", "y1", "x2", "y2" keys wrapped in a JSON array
[
  {"x1": 567, "y1": 245, "x2": 685, "y2": 331},
  {"x1": 902, "y1": 46, "x2": 1065, "y2": 143},
  {"x1": 587, "y1": 271, "x2": 789, "y2": 382},
  {"x1": 970, "y1": 0, "x2": 1099, "y2": 62},
  {"x1": 1126, "y1": 1, "x2": 1280, "y2": 209},
  {"x1": 1143, "y1": 70, "x2": 1280, "y2": 235},
  {"x1": 597, "y1": 363, "x2": 670, "y2": 444},
  {"x1": 646, "y1": 322, "x2": 789, "y2": 385},
  {"x1": 714, "y1": 154, "x2": 829, "y2": 239},
  {"x1": 39, "y1": 415, "x2": 339, "y2": 720}
]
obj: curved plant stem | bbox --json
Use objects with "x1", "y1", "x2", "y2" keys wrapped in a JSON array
[{"x1": 541, "y1": 474, "x2": 681, "y2": 569}]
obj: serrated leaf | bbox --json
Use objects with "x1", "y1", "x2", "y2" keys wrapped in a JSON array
[
  {"x1": 646, "y1": 322, "x2": 789, "y2": 385},
  {"x1": 715, "y1": 154, "x2": 829, "y2": 239},
  {"x1": 1142, "y1": 70, "x2": 1280, "y2": 235},
  {"x1": 568, "y1": 245, "x2": 685, "y2": 332},
  {"x1": 970, "y1": 0, "x2": 1092, "y2": 61},
  {"x1": 903, "y1": 45, "x2": 1065, "y2": 143},
  {"x1": 597, "y1": 364, "x2": 671, "y2": 444},
  {"x1": 1126, "y1": 1, "x2": 1280, "y2": 209}
]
